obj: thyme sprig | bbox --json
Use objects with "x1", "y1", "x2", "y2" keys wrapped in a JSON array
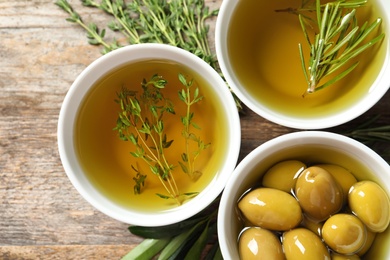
[
  {"x1": 56, "y1": 0, "x2": 243, "y2": 110},
  {"x1": 178, "y1": 74, "x2": 210, "y2": 181},
  {"x1": 113, "y1": 74, "x2": 209, "y2": 205},
  {"x1": 281, "y1": 0, "x2": 385, "y2": 96},
  {"x1": 114, "y1": 74, "x2": 181, "y2": 203},
  {"x1": 55, "y1": 0, "x2": 121, "y2": 53},
  {"x1": 82, "y1": 0, "x2": 142, "y2": 44},
  {"x1": 131, "y1": 163, "x2": 147, "y2": 195},
  {"x1": 55, "y1": 0, "x2": 218, "y2": 65}
]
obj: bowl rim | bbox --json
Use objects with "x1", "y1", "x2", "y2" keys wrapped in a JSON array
[
  {"x1": 217, "y1": 131, "x2": 390, "y2": 258},
  {"x1": 57, "y1": 43, "x2": 241, "y2": 226},
  {"x1": 215, "y1": 0, "x2": 390, "y2": 130}
]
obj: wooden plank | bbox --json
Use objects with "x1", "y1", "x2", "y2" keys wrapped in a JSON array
[
  {"x1": 1, "y1": 0, "x2": 389, "y2": 259},
  {"x1": 0, "y1": 0, "x2": 224, "y2": 256},
  {"x1": 0, "y1": 245, "x2": 136, "y2": 260}
]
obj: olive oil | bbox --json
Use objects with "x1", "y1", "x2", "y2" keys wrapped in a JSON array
[
  {"x1": 74, "y1": 60, "x2": 229, "y2": 211},
  {"x1": 228, "y1": 0, "x2": 386, "y2": 118}
]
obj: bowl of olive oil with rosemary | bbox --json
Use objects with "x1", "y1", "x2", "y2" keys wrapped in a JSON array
[
  {"x1": 216, "y1": 0, "x2": 390, "y2": 129},
  {"x1": 58, "y1": 44, "x2": 241, "y2": 226}
]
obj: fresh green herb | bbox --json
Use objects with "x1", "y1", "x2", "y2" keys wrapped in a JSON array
[
  {"x1": 183, "y1": 219, "x2": 213, "y2": 259},
  {"x1": 55, "y1": 0, "x2": 121, "y2": 53},
  {"x1": 55, "y1": 0, "x2": 217, "y2": 64},
  {"x1": 178, "y1": 74, "x2": 210, "y2": 181},
  {"x1": 341, "y1": 115, "x2": 390, "y2": 162},
  {"x1": 121, "y1": 237, "x2": 171, "y2": 260},
  {"x1": 346, "y1": 124, "x2": 390, "y2": 142},
  {"x1": 82, "y1": 0, "x2": 142, "y2": 45},
  {"x1": 113, "y1": 74, "x2": 208, "y2": 205},
  {"x1": 125, "y1": 198, "x2": 220, "y2": 259},
  {"x1": 278, "y1": 0, "x2": 385, "y2": 96},
  {"x1": 131, "y1": 163, "x2": 147, "y2": 195},
  {"x1": 129, "y1": 215, "x2": 209, "y2": 239},
  {"x1": 343, "y1": 115, "x2": 390, "y2": 143},
  {"x1": 55, "y1": 0, "x2": 243, "y2": 109}
]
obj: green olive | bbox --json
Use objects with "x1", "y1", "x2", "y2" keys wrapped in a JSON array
[
  {"x1": 282, "y1": 228, "x2": 330, "y2": 260},
  {"x1": 238, "y1": 188, "x2": 302, "y2": 231},
  {"x1": 331, "y1": 253, "x2": 360, "y2": 260},
  {"x1": 301, "y1": 215, "x2": 323, "y2": 237},
  {"x1": 294, "y1": 166, "x2": 343, "y2": 221},
  {"x1": 357, "y1": 229, "x2": 376, "y2": 256},
  {"x1": 349, "y1": 181, "x2": 390, "y2": 232},
  {"x1": 322, "y1": 213, "x2": 366, "y2": 255},
  {"x1": 316, "y1": 164, "x2": 357, "y2": 204},
  {"x1": 262, "y1": 160, "x2": 306, "y2": 193},
  {"x1": 239, "y1": 227, "x2": 284, "y2": 260}
]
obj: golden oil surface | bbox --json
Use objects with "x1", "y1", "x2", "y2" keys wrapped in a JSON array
[
  {"x1": 75, "y1": 60, "x2": 229, "y2": 211},
  {"x1": 228, "y1": 0, "x2": 386, "y2": 118}
]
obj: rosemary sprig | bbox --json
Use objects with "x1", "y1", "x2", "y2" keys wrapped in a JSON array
[
  {"x1": 113, "y1": 74, "x2": 208, "y2": 205},
  {"x1": 291, "y1": 0, "x2": 385, "y2": 96},
  {"x1": 334, "y1": 115, "x2": 390, "y2": 163},
  {"x1": 346, "y1": 125, "x2": 390, "y2": 142}
]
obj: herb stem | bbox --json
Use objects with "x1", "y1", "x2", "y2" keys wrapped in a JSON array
[
  {"x1": 283, "y1": 0, "x2": 385, "y2": 96},
  {"x1": 185, "y1": 87, "x2": 194, "y2": 175},
  {"x1": 132, "y1": 110, "x2": 181, "y2": 204},
  {"x1": 79, "y1": 22, "x2": 111, "y2": 49},
  {"x1": 105, "y1": 0, "x2": 141, "y2": 44},
  {"x1": 114, "y1": 74, "x2": 207, "y2": 205},
  {"x1": 178, "y1": 74, "x2": 209, "y2": 181},
  {"x1": 143, "y1": 0, "x2": 177, "y2": 45},
  {"x1": 57, "y1": 0, "x2": 241, "y2": 106},
  {"x1": 55, "y1": 0, "x2": 112, "y2": 50}
]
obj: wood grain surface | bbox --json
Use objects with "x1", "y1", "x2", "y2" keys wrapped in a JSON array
[{"x1": 1, "y1": 0, "x2": 389, "y2": 259}]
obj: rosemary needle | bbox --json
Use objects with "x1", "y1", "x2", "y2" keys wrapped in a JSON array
[{"x1": 291, "y1": 0, "x2": 385, "y2": 96}]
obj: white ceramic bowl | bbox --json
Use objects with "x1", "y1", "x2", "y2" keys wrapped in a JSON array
[
  {"x1": 57, "y1": 43, "x2": 241, "y2": 226},
  {"x1": 216, "y1": 0, "x2": 390, "y2": 129},
  {"x1": 218, "y1": 131, "x2": 390, "y2": 259}
]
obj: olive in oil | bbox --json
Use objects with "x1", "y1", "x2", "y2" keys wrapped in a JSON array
[
  {"x1": 236, "y1": 144, "x2": 389, "y2": 259},
  {"x1": 228, "y1": 0, "x2": 386, "y2": 118},
  {"x1": 74, "y1": 60, "x2": 229, "y2": 212}
]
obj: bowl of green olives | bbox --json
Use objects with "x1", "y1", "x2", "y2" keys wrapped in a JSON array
[{"x1": 218, "y1": 131, "x2": 390, "y2": 259}]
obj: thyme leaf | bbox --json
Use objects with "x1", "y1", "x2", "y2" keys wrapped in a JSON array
[
  {"x1": 131, "y1": 163, "x2": 147, "y2": 194},
  {"x1": 55, "y1": 0, "x2": 242, "y2": 109},
  {"x1": 55, "y1": 0, "x2": 121, "y2": 53},
  {"x1": 178, "y1": 73, "x2": 210, "y2": 181},
  {"x1": 55, "y1": 0, "x2": 218, "y2": 67},
  {"x1": 113, "y1": 74, "x2": 209, "y2": 205}
]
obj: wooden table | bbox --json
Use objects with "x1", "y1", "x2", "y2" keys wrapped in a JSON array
[{"x1": 1, "y1": 0, "x2": 389, "y2": 259}]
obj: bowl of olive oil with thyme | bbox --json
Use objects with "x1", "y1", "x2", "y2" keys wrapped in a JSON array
[
  {"x1": 57, "y1": 44, "x2": 241, "y2": 226},
  {"x1": 216, "y1": 0, "x2": 390, "y2": 129}
]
